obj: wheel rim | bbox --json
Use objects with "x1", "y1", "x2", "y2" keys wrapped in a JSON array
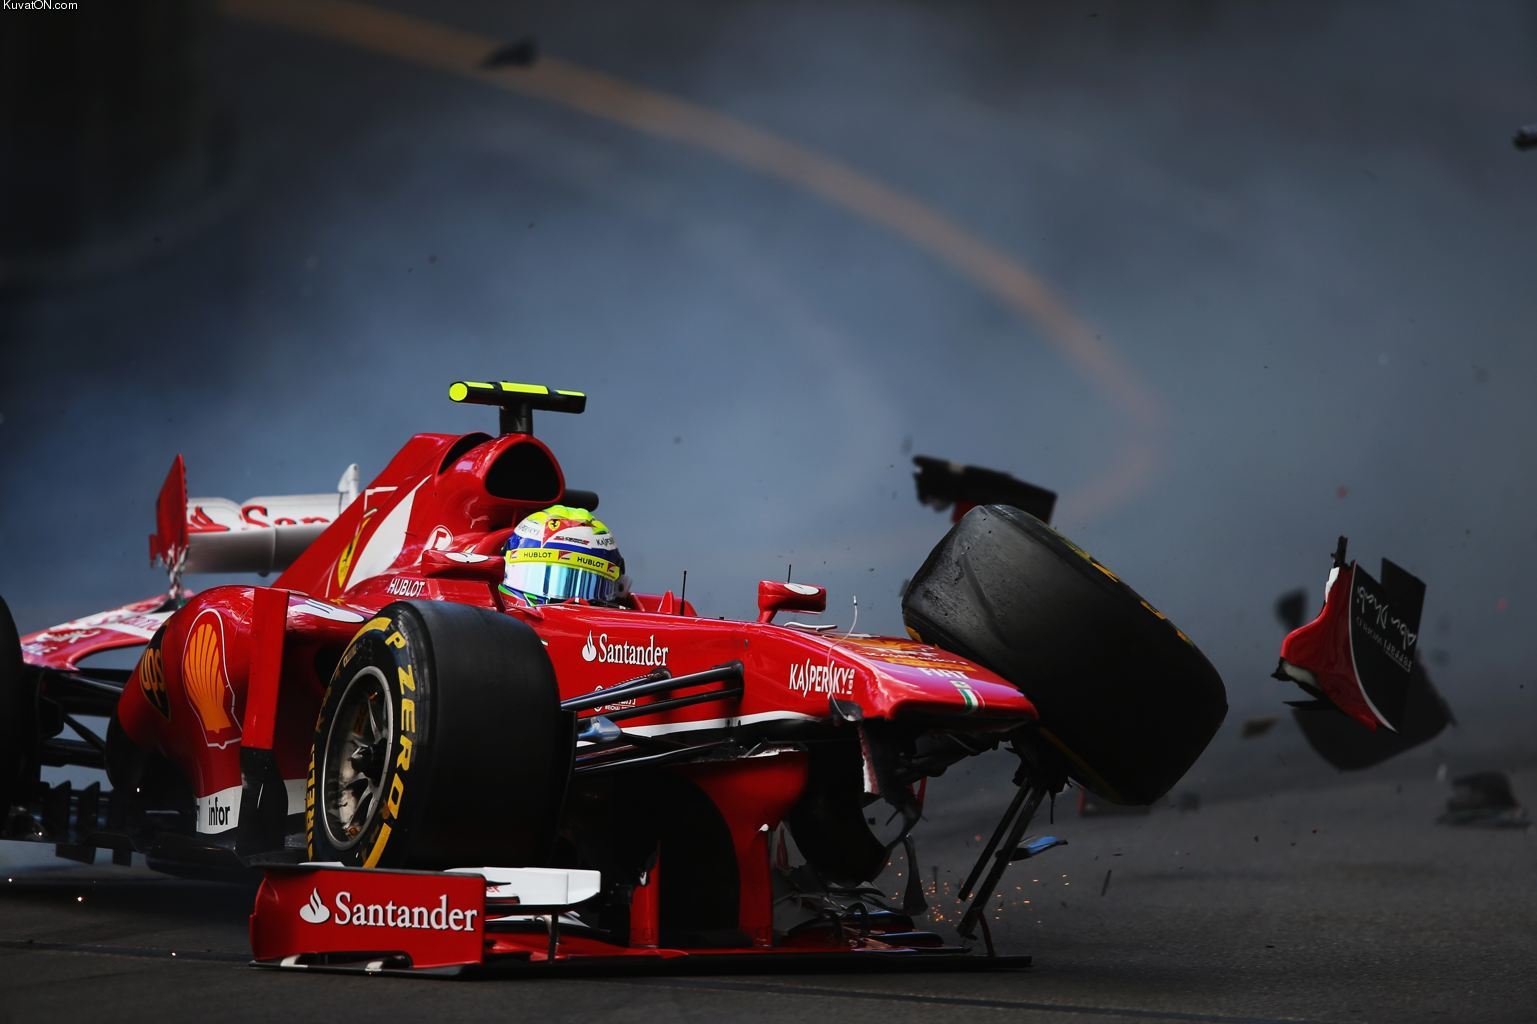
[{"x1": 319, "y1": 665, "x2": 393, "y2": 852}]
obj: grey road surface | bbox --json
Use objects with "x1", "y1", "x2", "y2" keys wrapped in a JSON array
[{"x1": 2, "y1": 768, "x2": 1532, "y2": 1023}]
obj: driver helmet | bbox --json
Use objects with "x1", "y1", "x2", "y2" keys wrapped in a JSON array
[{"x1": 500, "y1": 505, "x2": 625, "y2": 605}]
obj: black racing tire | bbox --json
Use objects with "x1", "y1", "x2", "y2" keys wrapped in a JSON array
[
  {"x1": 902, "y1": 505, "x2": 1226, "y2": 805},
  {"x1": 307, "y1": 601, "x2": 573, "y2": 869},
  {"x1": 0, "y1": 595, "x2": 39, "y2": 815}
]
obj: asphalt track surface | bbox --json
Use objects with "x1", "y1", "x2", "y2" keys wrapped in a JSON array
[{"x1": 3, "y1": 767, "x2": 1533, "y2": 1024}]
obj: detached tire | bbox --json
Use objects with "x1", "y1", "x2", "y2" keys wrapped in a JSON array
[
  {"x1": 308, "y1": 601, "x2": 572, "y2": 869},
  {"x1": 902, "y1": 505, "x2": 1226, "y2": 805}
]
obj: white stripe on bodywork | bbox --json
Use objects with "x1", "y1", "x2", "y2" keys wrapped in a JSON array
[
  {"x1": 576, "y1": 710, "x2": 817, "y2": 747},
  {"x1": 53, "y1": 608, "x2": 172, "y2": 640},
  {"x1": 345, "y1": 479, "x2": 425, "y2": 588}
]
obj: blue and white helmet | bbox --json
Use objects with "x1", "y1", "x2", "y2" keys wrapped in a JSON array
[{"x1": 500, "y1": 505, "x2": 624, "y2": 605}]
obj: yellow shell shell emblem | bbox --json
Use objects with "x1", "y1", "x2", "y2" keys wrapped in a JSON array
[{"x1": 183, "y1": 611, "x2": 243, "y2": 749}]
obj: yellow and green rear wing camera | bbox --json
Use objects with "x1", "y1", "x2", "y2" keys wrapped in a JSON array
[{"x1": 448, "y1": 380, "x2": 587, "y2": 436}]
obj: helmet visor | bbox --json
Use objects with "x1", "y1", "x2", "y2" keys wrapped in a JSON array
[{"x1": 503, "y1": 549, "x2": 621, "y2": 603}]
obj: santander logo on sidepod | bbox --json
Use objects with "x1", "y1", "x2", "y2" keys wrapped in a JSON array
[{"x1": 580, "y1": 630, "x2": 668, "y2": 667}]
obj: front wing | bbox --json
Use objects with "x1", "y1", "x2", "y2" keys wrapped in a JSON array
[{"x1": 249, "y1": 864, "x2": 1026, "y2": 976}]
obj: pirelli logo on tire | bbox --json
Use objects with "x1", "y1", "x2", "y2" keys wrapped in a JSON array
[
  {"x1": 307, "y1": 610, "x2": 424, "y2": 869},
  {"x1": 1057, "y1": 530, "x2": 1195, "y2": 648}
]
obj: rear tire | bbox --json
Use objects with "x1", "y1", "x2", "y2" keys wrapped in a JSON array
[
  {"x1": 0, "y1": 596, "x2": 39, "y2": 816},
  {"x1": 307, "y1": 601, "x2": 572, "y2": 869},
  {"x1": 902, "y1": 505, "x2": 1226, "y2": 805}
]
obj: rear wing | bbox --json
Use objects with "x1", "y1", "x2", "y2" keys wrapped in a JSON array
[{"x1": 150, "y1": 455, "x2": 359, "y2": 582}]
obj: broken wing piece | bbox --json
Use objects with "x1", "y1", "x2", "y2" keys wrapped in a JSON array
[
  {"x1": 1291, "y1": 653, "x2": 1454, "y2": 770},
  {"x1": 1273, "y1": 537, "x2": 1426, "y2": 732},
  {"x1": 911, "y1": 456, "x2": 1057, "y2": 525}
]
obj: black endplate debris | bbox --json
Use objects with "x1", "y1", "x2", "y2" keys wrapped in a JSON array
[
  {"x1": 1290, "y1": 653, "x2": 1455, "y2": 771},
  {"x1": 1349, "y1": 556, "x2": 1426, "y2": 729},
  {"x1": 912, "y1": 456, "x2": 1056, "y2": 525}
]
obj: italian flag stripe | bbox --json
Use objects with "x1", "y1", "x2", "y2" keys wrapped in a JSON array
[{"x1": 954, "y1": 682, "x2": 979, "y2": 711}]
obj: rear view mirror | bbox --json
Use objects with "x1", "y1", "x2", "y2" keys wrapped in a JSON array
[{"x1": 756, "y1": 580, "x2": 827, "y2": 623}]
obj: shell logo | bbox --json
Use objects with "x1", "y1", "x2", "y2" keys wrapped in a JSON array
[
  {"x1": 182, "y1": 610, "x2": 243, "y2": 749},
  {"x1": 136, "y1": 645, "x2": 170, "y2": 719}
]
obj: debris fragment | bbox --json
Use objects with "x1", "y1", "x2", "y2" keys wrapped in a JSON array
[
  {"x1": 1240, "y1": 714, "x2": 1281, "y2": 738},
  {"x1": 1292, "y1": 654, "x2": 1454, "y2": 771},
  {"x1": 1100, "y1": 869, "x2": 1112, "y2": 896},
  {"x1": 1011, "y1": 835, "x2": 1067, "y2": 861},
  {"x1": 1271, "y1": 542, "x2": 1453, "y2": 770},
  {"x1": 1275, "y1": 537, "x2": 1427, "y2": 731},
  {"x1": 1274, "y1": 588, "x2": 1308, "y2": 631},
  {"x1": 911, "y1": 455, "x2": 1056, "y2": 524},
  {"x1": 481, "y1": 36, "x2": 539, "y2": 69},
  {"x1": 1438, "y1": 771, "x2": 1532, "y2": 829}
]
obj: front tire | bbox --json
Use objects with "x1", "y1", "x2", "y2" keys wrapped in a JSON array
[{"x1": 307, "y1": 601, "x2": 572, "y2": 869}]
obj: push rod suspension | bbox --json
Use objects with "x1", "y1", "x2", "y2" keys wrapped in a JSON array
[{"x1": 560, "y1": 662, "x2": 743, "y2": 714}]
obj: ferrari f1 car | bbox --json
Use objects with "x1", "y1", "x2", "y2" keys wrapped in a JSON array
[{"x1": 0, "y1": 382, "x2": 1227, "y2": 972}]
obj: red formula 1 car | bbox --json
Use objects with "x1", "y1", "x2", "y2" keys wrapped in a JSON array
[{"x1": 0, "y1": 382, "x2": 1226, "y2": 973}]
